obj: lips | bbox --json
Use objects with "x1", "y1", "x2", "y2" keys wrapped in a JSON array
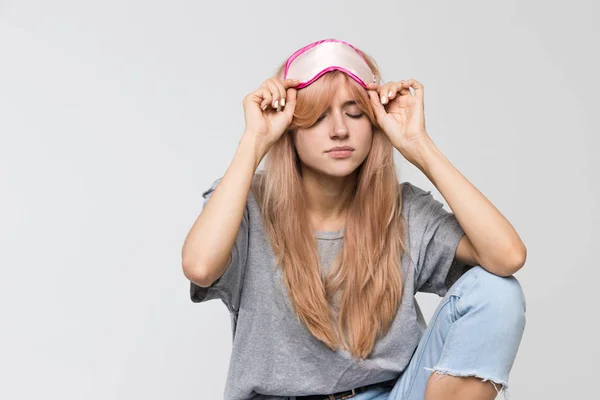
[{"x1": 326, "y1": 146, "x2": 354, "y2": 152}]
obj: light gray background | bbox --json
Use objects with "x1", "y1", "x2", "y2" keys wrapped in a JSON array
[{"x1": 1, "y1": 1, "x2": 598, "y2": 399}]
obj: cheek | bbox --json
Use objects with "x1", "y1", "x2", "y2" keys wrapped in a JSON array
[
  {"x1": 293, "y1": 132, "x2": 319, "y2": 160},
  {"x1": 358, "y1": 124, "x2": 374, "y2": 146},
  {"x1": 295, "y1": 129, "x2": 322, "y2": 149}
]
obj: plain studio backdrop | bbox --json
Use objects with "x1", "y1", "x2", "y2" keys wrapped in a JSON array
[{"x1": 1, "y1": 1, "x2": 598, "y2": 399}]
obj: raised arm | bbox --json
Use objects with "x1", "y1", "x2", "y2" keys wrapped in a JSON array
[
  {"x1": 181, "y1": 136, "x2": 260, "y2": 287},
  {"x1": 181, "y1": 76, "x2": 300, "y2": 287}
]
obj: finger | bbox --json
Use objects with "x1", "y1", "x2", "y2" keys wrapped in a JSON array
[
  {"x1": 245, "y1": 87, "x2": 268, "y2": 110},
  {"x1": 283, "y1": 78, "x2": 301, "y2": 89},
  {"x1": 386, "y1": 84, "x2": 397, "y2": 100},
  {"x1": 265, "y1": 81, "x2": 281, "y2": 109},
  {"x1": 385, "y1": 85, "x2": 395, "y2": 100},
  {"x1": 273, "y1": 79, "x2": 287, "y2": 108},
  {"x1": 379, "y1": 82, "x2": 394, "y2": 105},
  {"x1": 283, "y1": 88, "x2": 297, "y2": 119},
  {"x1": 388, "y1": 81, "x2": 407, "y2": 100},
  {"x1": 406, "y1": 79, "x2": 424, "y2": 102},
  {"x1": 259, "y1": 88, "x2": 272, "y2": 111},
  {"x1": 399, "y1": 80, "x2": 412, "y2": 96},
  {"x1": 366, "y1": 82, "x2": 380, "y2": 91},
  {"x1": 368, "y1": 90, "x2": 387, "y2": 122},
  {"x1": 279, "y1": 79, "x2": 300, "y2": 108}
]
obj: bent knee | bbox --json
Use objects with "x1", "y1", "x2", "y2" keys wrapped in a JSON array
[{"x1": 467, "y1": 266, "x2": 527, "y2": 315}]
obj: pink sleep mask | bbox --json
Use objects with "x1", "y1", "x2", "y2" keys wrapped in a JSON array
[{"x1": 283, "y1": 39, "x2": 377, "y2": 89}]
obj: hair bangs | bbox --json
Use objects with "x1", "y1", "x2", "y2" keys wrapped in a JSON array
[{"x1": 289, "y1": 71, "x2": 376, "y2": 131}]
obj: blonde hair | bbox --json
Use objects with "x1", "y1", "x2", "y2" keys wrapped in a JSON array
[{"x1": 251, "y1": 47, "x2": 407, "y2": 359}]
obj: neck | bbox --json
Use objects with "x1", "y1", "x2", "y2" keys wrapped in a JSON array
[{"x1": 302, "y1": 168, "x2": 356, "y2": 229}]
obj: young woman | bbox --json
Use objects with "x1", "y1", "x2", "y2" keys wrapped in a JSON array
[{"x1": 182, "y1": 39, "x2": 527, "y2": 400}]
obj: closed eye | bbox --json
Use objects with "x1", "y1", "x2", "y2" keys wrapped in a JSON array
[{"x1": 316, "y1": 112, "x2": 364, "y2": 122}]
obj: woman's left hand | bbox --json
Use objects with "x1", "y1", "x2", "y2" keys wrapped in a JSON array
[{"x1": 367, "y1": 79, "x2": 432, "y2": 165}]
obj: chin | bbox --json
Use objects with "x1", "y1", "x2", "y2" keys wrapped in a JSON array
[
  {"x1": 320, "y1": 163, "x2": 360, "y2": 178},
  {"x1": 301, "y1": 155, "x2": 364, "y2": 178}
]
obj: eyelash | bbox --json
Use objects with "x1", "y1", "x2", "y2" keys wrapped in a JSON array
[{"x1": 316, "y1": 113, "x2": 364, "y2": 122}]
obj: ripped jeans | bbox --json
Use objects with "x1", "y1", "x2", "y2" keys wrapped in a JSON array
[{"x1": 339, "y1": 265, "x2": 526, "y2": 400}]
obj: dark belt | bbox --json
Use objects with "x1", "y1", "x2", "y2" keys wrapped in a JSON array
[{"x1": 294, "y1": 378, "x2": 398, "y2": 400}]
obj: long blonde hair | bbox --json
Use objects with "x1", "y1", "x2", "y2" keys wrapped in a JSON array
[{"x1": 252, "y1": 47, "x2": 407, "y2": 359}]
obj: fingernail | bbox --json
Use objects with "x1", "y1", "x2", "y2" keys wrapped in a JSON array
[
  {"x1": 281, "y1": 98, "x2": 285, "y2": 106},
  {"x1": 381, "y1": 96, "x2": 387, "y2": 104},
  {"x1": 262, "y1": 104, "x2": 267, "y2": 110},
  {"x1": 388, "y1": 91, "x2": 393, "y2": 97},
  {"x1": 274, "y1": 100, "x2": 279, "y2": 108}
]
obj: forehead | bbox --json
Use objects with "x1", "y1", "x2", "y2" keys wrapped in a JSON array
[{"x1": 329, "y1": 74, "x2": 359, "y2": 103}]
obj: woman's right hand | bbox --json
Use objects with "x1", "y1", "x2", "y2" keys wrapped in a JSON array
[{"x1": 242, "y1": 77, "x2": 300, "y2": 153}]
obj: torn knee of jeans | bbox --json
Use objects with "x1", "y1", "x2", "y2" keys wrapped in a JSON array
[{"x1": 423, "y1": 367, "x2": 510, "y2": 399}]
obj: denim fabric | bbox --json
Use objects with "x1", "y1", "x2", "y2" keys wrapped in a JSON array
[{"x1": 290, "y1": 265, "x2": 527, "y2": 400}]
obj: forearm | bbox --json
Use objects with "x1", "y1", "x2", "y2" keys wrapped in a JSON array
[
  {"x1": 181, "y1": 133, "x2": 263, "y2": 286},
  {"x1": 411, "y1": 136, "x2": 527, "y2": 273}
]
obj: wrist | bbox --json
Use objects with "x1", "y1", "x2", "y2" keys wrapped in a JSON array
[
  {"x1": 238, "y1": 133, "x2": 267, "y2": 169},
  {"x1": 409, "y1": 135, "x2": 441, "y2": 173}
]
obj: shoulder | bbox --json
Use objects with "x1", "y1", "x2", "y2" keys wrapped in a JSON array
[
  {"x1": 399, "y1": 181, "x2": 435, "y2": 209},
  {"x1": 400, "y1": 181, "x2": 432, "y2": 198},
  {"x1": 202, "y1": 177, "x2": 222, "y2": 199},
  {"x1": 202, "y1": 174, "x2": 263, "y2": 221},
  {"x1": 399, "y1": 181, "x2": 445, "y2": 221},
  {"x1": 202, "y1": 173, "x2": 263, "y2": 200}
]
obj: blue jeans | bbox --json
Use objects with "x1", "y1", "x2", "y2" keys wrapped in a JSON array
[{"x1": 294, "y1": 265, "x2": 527, "y2": 400}]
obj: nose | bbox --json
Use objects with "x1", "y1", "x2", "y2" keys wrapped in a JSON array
[{"x1": 330, "y1": 112, "x2": 349, "y2": 139}]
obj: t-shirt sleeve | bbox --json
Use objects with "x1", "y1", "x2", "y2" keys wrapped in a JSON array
[
  {"x1": 189, "y1": 177, "x2": 250, "y2": 314},
  {"x1": 402, "y1": 182, "x2": 473, "y2": 297}
]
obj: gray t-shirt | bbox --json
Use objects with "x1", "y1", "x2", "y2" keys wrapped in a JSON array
[{"x1": 190, "y1": 174, "x2": 472, "y2": 400}]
